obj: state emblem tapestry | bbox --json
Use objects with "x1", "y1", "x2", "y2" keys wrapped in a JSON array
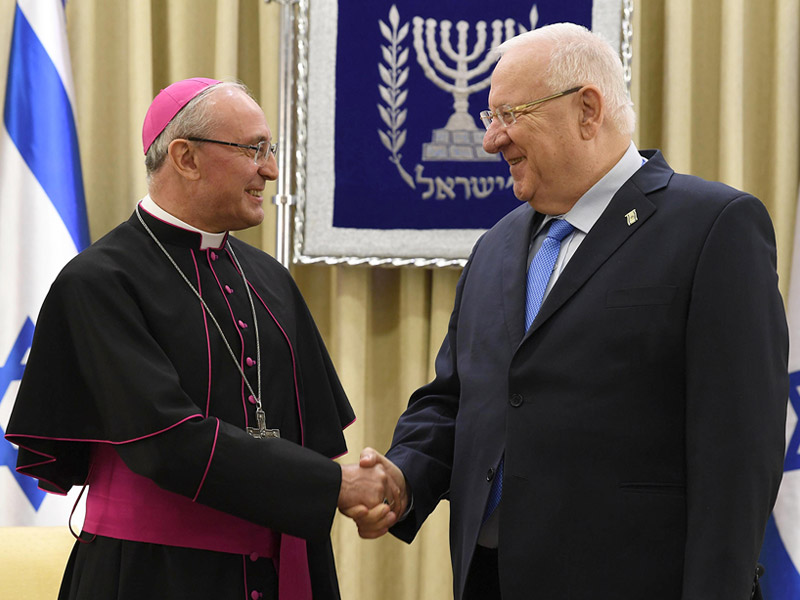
[{"x1": 296, "y1": 0, "x2": 630, "y2": 266}]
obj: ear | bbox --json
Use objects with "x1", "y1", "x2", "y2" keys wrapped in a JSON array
[
  {"x1": 166, "y1": 138, "x2": 202, "y2": 181},
  {"x1": 577, "y1": 85, "x2": 604, "y2": 140}
]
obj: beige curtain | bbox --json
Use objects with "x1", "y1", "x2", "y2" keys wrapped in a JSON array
[
  {"x1": 632, "y1": 0, "x2": 799, "y2": 278},
  {"x1": 1, "y1": 1, "x2": 797, "y2": 598}
]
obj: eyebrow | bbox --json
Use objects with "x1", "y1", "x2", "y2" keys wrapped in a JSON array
[{"x1": 247, "y1": 135, "x2": 271, "y2": 145}]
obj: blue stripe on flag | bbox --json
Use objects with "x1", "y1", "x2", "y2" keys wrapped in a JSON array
[
  {"x1": 0, "y1": 317, "x2": 45, "y2": 510},
  {"x1": 0, "y1": 437, "x2": 45, "y2": 510},
  {"x1": 760, "y1": 514, "x2": 800, "y2": 599},
  {"x1": 785, "y1": 371, "x2": 800, "y2": 471},
  {"x1": 3, "y1": 4, "x2": 89, "y2": 251}
]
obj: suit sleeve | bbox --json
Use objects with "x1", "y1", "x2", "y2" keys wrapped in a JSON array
[
  {"x1": 682, "y1": 195, "x2": 788, "y2": 599},
  {"x1": 385, "y1": 243, "x2": 483, "y2": 543}
]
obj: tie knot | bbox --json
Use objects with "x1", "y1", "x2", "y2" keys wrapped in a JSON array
[{"x1": 546, "y1": 219, "x2": 574, "y2": 242}]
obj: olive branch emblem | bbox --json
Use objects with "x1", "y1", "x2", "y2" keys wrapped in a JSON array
[{"x1": 378, "y1": 5, "x2": 415, "y2": 189}]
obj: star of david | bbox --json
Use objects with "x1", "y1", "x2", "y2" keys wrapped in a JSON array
[
  {"x1": 784, "y1": 370, "x2": 800, "y2": 472},
  {"x1": 0, "y1": 317, "x2": 46, "y2": 509}
]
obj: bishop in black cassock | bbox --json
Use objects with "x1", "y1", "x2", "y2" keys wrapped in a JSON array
[{"x1": 5, "y1": 78, "x2": 391, "y2": 600}]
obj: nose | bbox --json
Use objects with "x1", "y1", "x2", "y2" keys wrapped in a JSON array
[
  {"x1": 482, "y1": 122, "x2": 507, "y2": 155},
  {"x1": 259, "y1": 153, "x2": 278, "y2": 181}
]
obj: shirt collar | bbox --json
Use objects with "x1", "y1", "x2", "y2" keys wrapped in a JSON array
[
  {"x1": 548, "y1": 141, "x2": 644, "y2": 234},
  {"x1": 139, "y1": 194, "x2": 228, "y2": 250}
]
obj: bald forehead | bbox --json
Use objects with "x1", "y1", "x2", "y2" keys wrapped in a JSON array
[
  {"x1": 498, "y1": 38, "x2": 552, "y2": 78},
  {"x1": 489, "y1": 41, "x2": 552, "y2": 104},
  {"x1": 203, "y1": 86, "x2": 257, "y2": 112},
  {"x1": 205, "y1": 87, "x2": 270, "y2": 140}
]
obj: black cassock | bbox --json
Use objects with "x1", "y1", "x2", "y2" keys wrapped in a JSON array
[{"x1": 6, "y1": 207, "x2": 355, "y2": 600}]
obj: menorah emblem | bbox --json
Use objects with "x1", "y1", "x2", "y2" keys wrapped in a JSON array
[{"x1": 412, "y1": 11, "x2": 535, "y2": 162}]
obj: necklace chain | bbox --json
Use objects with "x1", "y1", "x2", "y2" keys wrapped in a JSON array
[{"x1": 135, "y1": 207, "x2": 264, "y2": 418}]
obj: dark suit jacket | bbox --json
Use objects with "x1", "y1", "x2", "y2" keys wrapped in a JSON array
[{"x1": 386, "y1": 151, "x2": 788, "y2": 600}]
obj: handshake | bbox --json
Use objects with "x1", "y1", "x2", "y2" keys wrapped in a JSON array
[{"x1": 337, "y1": 447, "x2": 407, "y2": 539}]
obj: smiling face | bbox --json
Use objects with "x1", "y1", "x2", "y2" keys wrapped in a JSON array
[
  {"x1": 482, "y1": 43, "x2": 587, "y2": 215},
  {"x1": 189, "y1": 88, "x2": 278, "y2": 232}
]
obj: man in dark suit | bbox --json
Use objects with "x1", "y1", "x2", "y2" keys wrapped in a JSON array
[{"x1": 351, "y1": 22, "x2": 789, "y2": 600}]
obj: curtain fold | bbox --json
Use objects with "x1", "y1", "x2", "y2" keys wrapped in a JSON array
[
  {"x1": 1, "y1": 1, "x2": 797, "y2": 598},
  {"x1": 634, "y1": 0, "x2": 798, "y2": 283}
]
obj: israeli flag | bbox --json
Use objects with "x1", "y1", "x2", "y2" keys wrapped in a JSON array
[
  {"x1": 0, "y1": 0, "x2": 89, "y2": 525},
  {"x1": 759, "y1": 190, "x2": 800, "y2": 597}
]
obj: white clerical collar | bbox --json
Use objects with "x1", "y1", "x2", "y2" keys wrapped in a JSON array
[{"x1": 139, "y1": 194, "x2": 227, "y2": 250}]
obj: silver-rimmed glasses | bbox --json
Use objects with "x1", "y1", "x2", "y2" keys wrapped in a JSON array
[
  {"x1": 479, "y1": 86, "x2": 583, "y2": 129},
  {"x1": 187, "y1": 137, "x2": 278, "y2": 166}
]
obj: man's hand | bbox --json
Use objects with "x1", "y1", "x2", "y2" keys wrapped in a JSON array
[
  {"x1": 338, "y1": 448, "x2": 403, "y2": 537},
  {"x1": 338, "y1": 447, "x2": 408, "y2": 539}
]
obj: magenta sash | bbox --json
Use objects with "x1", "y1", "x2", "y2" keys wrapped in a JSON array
[{"x1": 83, "y1": 443, "x2": 312, "y2": 600}]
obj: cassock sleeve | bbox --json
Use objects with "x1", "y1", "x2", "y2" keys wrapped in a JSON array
[
  {"x1": 7, "y1": 244, "x2": 345, "y2": 540},
  {"x1": 114, "y1": 418, "x2": 342, "y2": 541}
]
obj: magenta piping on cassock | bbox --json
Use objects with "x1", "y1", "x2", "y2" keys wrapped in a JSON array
[
  {"x1": 330, "y1": 417, "x2": 359, "y2": 460},
  {"x1": 207, "y1": 248, "x2": 252, "y2": 427},
  {"x1": 190, "y1": 248, "x2": 214, "y2": 418},
  {"x1": 247, "y1": 282, "x2": 305, "y2": 447},
  {"x1": 11, "y1": 447, "x2": 66, "y2": 494},
  {"x1": 5, "y1": 413, "x2": 205, "y2": 494},
  {"x1": 192, "y1": 417, "x2": 220, "y2": 501}
]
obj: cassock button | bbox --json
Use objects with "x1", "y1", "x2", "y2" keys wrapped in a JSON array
[
  {"x1": 238, "y1": 320, "x2": 248, "y2": 329},
  {"x1": 250, "y1": 591, "x2": 262, "y2": 600},
  {"x1": 486, "y1": 467, "x2": 495, "y2": 482},
  {"x1": 509, "y1": 393, "x2": 523, "y2": 407},
  {"x1": 248, "y1": 395, "x2": 257, "y2": 405},
  {"x1": 249, "y1": 551, "x2": 259, "y2": 561},
  {"x1": 246, "y1": 357, "x2": 256, "y2": 367},
  {"x1": 225, "y1": 285, "x2": 234, "y2": 294},
  {"x1": 210, "y1": 251, "x2": 218, "y2": 261}
]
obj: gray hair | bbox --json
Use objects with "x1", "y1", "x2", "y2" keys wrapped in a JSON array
[
  {"x1": 495, "y1": 23, "x2": 635, "y2": 135},
  {"x1": 144, "y1": 81, "x2": 251, "y2": 178}
]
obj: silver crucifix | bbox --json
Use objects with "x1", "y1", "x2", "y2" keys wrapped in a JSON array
[{"x1": 246, "y1": 408, "x2": 280, "y2": 439}]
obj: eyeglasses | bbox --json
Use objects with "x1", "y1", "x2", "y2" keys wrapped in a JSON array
[
  {"x1": 479, "y1": 86, "x2": 583, "y2": 129},
  {"x1": 187, "y1": 137, "x2": 278, "y2": 166}
]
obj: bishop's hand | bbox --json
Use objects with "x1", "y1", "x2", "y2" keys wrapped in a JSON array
[{"x1": 338, "y1": 447, "x2": 408, "y2": 539}]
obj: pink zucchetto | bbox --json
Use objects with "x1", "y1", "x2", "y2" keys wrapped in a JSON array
[{"x1": 141, "y1": 77, "x2": 221, "y2": 155}]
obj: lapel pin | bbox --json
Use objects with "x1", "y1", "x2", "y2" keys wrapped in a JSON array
[{"x1": 624, "y1": 209, "x2": 638, "y2": 226}]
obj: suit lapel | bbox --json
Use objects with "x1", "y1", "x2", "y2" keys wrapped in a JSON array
[
  {"x1": 524, "y1": 151, "x2": 673, "y2": 338},
  {"x1": 502, "y1": 207, "x2": 542, "y2": 350}
]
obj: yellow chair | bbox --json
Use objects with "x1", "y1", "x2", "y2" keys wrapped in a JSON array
[{"x1": 0, "y1": 527, "x2": 75, "y2": 600}]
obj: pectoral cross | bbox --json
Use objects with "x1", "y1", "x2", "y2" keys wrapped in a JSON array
[{"x1": 247, "y1": 408, "x2": 280, "y2": 439}]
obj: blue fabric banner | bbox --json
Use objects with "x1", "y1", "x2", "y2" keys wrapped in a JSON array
[
  {"x1": 333, "y1": 1, "x2": 592, "y2": 231},
  {"x1": 301, "y1": 0, "x2": 623, "y2": 264}
]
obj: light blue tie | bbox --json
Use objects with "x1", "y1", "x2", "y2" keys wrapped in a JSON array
[
  {"x1": 483, "y1": 218, "x2": 574, "y2": 523},
  {"x1": 525, "y1": 219, "x2": 575, "y2": 331}
]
